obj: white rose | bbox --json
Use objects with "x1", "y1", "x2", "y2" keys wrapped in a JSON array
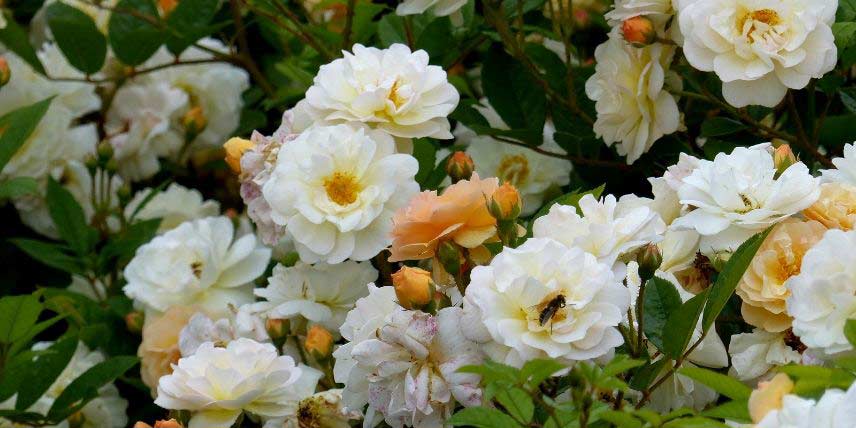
[
  {"x1": 786, "y1": 229, "x2": 856, "y2": 357},
  {"x1": 155, "y1": 338, "x2": 319, "y2": 428},
  {"x1": 463, "y1": 238, "x2": 630, "y2": 366},
  {"x1": 304, "y1": 44, "x2": 459, "y2": 140},
  {"x1": 178, "y1": 305, "x2": 270, "y2": 357},
  {"x1": 533, "y1": 193, "x2": 666, "y2": 268},
  {"x1": 757, "y1": 381, "x2": 856, "y2": 427},
  {"x1": 251, "y1": 261, "x2": 377, "y2": 333},
  {"x1": 586, "y1": 32, "x2": 681, "y2": 164},
  {"x1": 821, "y1": 143, "x2": 856, "y2": 186},
  {"x1": 677, "y1": 0, "x2": 837, "y2": 107},
  {"x1": 123, "y1": 216, "x2": 271, "y2": 317},
  {"x1": 672, "y1": 145, "x2": 820, "y2": 255},
  {"x1": 125, "y1": 183, "x2": 220, "y2": 233},
  {"x1": 262, "y1": 124, "x2": 419, "y2": 263}
]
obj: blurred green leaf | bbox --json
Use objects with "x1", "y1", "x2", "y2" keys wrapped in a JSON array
[
  {"x1": 494, "y1": 387, "x2": 533, "y2": 424},
  {"x1": 481, "y1": 44, "x2": 546, "y2": 143},
  {"x1": 45, "y1": 2, "x2": 107, "y2": 74},
  {"x1": 0, "y1": 294, "x2": 42, "y2": 344},
  {"x1": 519, "y1": 358, "x2": 565, "y2": 388},
  {"x1": 845, "y1": 319, "x2": 856, "y2": 347},
  {"x1": 46, "y1": 178, "x2": 98, "y2": 255},
  {"x1": 164, "y1": 0, "x2": 220, "y2": 54},
  {"x1": 10, "y1": 239, "x2": 87, "y2": 275},
  {"x1": 449, "y1": 406, "x2": 525, "y2": 428},
  {"x1": 48, "y1": 355, "x2": 139, "y2": 420},
  {"x1": 700, "y1": 400, "x2": 751, "y2": 423},
  {"x1": 0, "y1": 177, "x2": 40, "y2": 200},
  {"x1": 0, "y1": 97, "x2": 54, "y2": 173},
  {"x1": 0, "y1": 10, "x2": 45, "y2": 74},
  {"x1": 700, "y1": 117, "x2": 748, "y2": 138}
]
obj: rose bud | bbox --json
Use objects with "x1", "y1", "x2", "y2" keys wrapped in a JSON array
[
  {"x1": 125, "y1": 311, "x2": 144, "y2": 334},
  {"x1": 392, "y1": 266, "x2": 435, "y2": 310},
  {"x1": 488, "y1": 183, "x2": 523, "y2": 221},
  {"x1": 636, "y1": 243, "x2": 663, "y2": 281},
  {"x1": 621, "y1": 16, "x2": 657, "y2": 47},
  {"x1": 265, "y1": 318, "x2": 289, "y2": 341},
  {"x1": 0, "y1": 56, "x2": 10, "y2": 88},
  {"x1": 446, "y1": 151, "x2": 475, "y2": 183},
  {"x1": 182, "y1": 106, "x2": 207, "y2": 141},
  {"x1": 223, "y1": 137, "x2": 254, "y2": 174},
  {"x1": 304, "y1": 325, "x2": 334, "y2": 359},
  {"x1": 774, "y1": 144, "x2": 797, "y2": 178}
]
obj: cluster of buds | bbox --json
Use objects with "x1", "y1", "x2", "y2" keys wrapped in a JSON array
[
  {"x1": 181, "y1": 106, "x2": 208, "y2": 143},
  {"x1": 621, "y1": 16, "x2": 656, "y2": 47},
  {"x1": 446, "y1": 151, "x2": 475, "y2": 183},
  {"x1": 392, "y1": 266, "x2": 436, "y2": 312},
  {"x1": 86, "y1": 141, "x2": 118, "y2": 176},
  {"x1": 223, "y1": 137, "x2": 254, "y2": 174},
  {"x1": 304, "y1": 324, "x2": 334, "y2": 360},
  {"x1": 0, "y1": 56, "x2": 10, "y2": 89},
  {"x1": 488, "y1": 183, "x2": 523, "y2": 247}
]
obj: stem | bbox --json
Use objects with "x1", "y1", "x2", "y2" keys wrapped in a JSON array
[
  {"x1": 634, "y1": 279, "x2": 646, "y2": 355},
  {"x1": 45, "y1": 58, "x2": 231, "y2": 83},
  {"x1": 342, "y1": 0, "x2": 357, "y2": 49},
  {"x1": 229, "y1": 0, "x2": 275, "y2": 96},
  {"x1": 403, "y1": 16, "x2": 415, "y2": 48},
  {"x1": 635, "y1": 329, "x2": 709, "y2": 409},
  {"x1": 244, "y1": 0, "x2": 334, "y2": 61}
]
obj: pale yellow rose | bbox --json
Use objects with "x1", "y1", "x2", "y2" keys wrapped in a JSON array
[
  {"x1": 138, "y1": 306, "x2": 197, "y2": 395},
  {"x1": 737, "y1": 220, "x2": 826, "y2": 332},
  {"x1": 748, "y1": 373, "x2": 794, "y2": 423},
  {"x1": 804, "y1": 182, "x2": 856, "y2": 231}
]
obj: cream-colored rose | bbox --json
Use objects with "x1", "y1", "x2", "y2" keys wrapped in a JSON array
[
  {"x1": 748, "y1": 373, "x2": 794, "y2": 423},
  {"x1": 804, "y1": 182, "x2": 856, "y2": 231},
  {"x1": 138, "y1": 306, "x2": 197, "y2": 394},
  {"x1": 737, "y1": 220, "x2": 826, "y2": 332}
]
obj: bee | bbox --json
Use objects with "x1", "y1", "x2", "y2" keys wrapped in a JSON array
[{"x1": 538, "y1": 295, "x2": 566, "y2": 327}]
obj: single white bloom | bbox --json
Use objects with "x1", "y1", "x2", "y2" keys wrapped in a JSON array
[
  {"x1": 677, "y1": 0, "x2": 837, "y2": 108},
  {"x1": 105, "y1": 82, "x2": 188, "y2": 181},
  {"x1": 262, "y1": 124, "x2": 419, "y2": 263},
  {"x1": 125, "y1": 183, "x2": 220, "y2": 233},
  {"x1": 586, "y1": 32, "x2": 681, "y2": 164},
  {"x1": 304, "y1": 44, "x2": 459, "y2": 140},
  {"x1": 333, "y1": 284, "x2": 400, "y2": 387},
  {"x1": 251, "y1": 261, "x2": 377, "y2": 333},
  {"x1": 123, "y1": 216, "x2": 271, "y2": 317},
  {"x1": 672, "y1": 145, "x2": 820, "y2": 255},
  {"x1": 728, "y1": 329, "x2": 802, "y2": 381},
  {"x1": 155, "y1": 338, "x2": 317, "y2": 428},
  {"x1": 463, "y1": 238, "x2": 630, "y2": 366},
  {"x1": 533, "y1": 193, "x2": 666, "y2": 268},
  {"x1": 786, "y1": 229, "x2": 856, "y2": 357},
  {"x1": 820, "y1": 143, "x2": 856, "y2": 186},
  {"x1": 757, "y1": 381, "x2": 856, "y2": 427},
  {"x1": 178, "y1": 305, "x2": 270, "y2": 357},
  {"x1": 343, "y1": 308, "x2": 482, "y2": 428}
]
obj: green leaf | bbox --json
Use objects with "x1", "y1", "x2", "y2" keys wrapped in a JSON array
[
  {"x1": 845, "y1": 319, "x2": 856, "y2": 347},
  {"x1": 700, "y1": 117, "x2": 748, "y2": 138},
  {"x1": 15, "y1": 336, "x2": 78, "y2": 411},
  {"x1": 8, "y1": 314, "x2": 66, "y2": 357},
  {"x1": 840, "y1": 88, "x2": 856, "y2": 113},
  {"x1": 0, "y1": 177, "x2": 40, "y2": 200},
  {"x1": 702, "y1": 228, "x2": 772, "y2": 332},
  {"x1": 415, "y1": 17, "x2": 453, "y2": 65},
  {"x1": 599, "y1": 411, "x2": 642, "y2": 428},
  {"x1": 494, "y1": 388, "x2": 534, "y2": 424},
  {"x1": 412, "y1": 138, "x2": 438, "y2": 186},
  {"x1": 629, "y1": 358, "x2": 669, "y2": 391},
  {"x1": 0, "y1": 97, "x2": 54, "y2": 173},
  {"x1": 100, "y1": 218, "x2": 161, "y2": 266},
  {"x1": 662, "y1": 417, "x2": 730, "y2": 428},
  {"x1": 0, "y1": 10, "x2": 46, "y2": 74},
  {"x1": 678, "y1": 367, "x2": 751, "y2": 400},
  {"x1": 449, "y1": 406, "x2": 525, "y2": 428},
  {"x1": 46, "y1": 178, "x2": 97, "y2": 255},
  {"x1": 519, "y1": 359, "x2": 565, "y2": 388},
  {"x1": 10, "y1": 238, "x2": 86, "y2": 274},
  {"x1": 45, "y1": 2, "x2": 107, "y2": 74},
  {"x1": 0, "y1": 294, "x2": 42, "y2": 344},
  {"x1": 833, "y1": 22, "x2": 856, "y2": 51},
  {"x1": 108, "y1": 0, "x2": 165, "y2": 65},
  {"x1": 840, "y1": 0, "x2": 856, "y2": 21},
  {"x1": 643, "y1": 277, "x2": 683, "y2": 353},
  {"x1": 164, "y1": 0, "x2": 220, "y2": 54},
  {"x1": 777, "y1": 365, "x2": 856, "y2": 396},
  {"x1": 602, "y1": 354, "x2": 646, "y2": 378},
  {"x1": 481, "y1": 44, "x2": 546, "y2": 143},
  {"x1": 700, "y1": 400, "x2": 751, "y2": 423},
  {"x1": 459, "y1": 361, "x2": 520, "y2": 385},
  {"x1": 662, "y1": 290, "x2": 708, "y2": 359},
  {"x1": 48, "y1": 356, "x2": 139, "y2": 420}
]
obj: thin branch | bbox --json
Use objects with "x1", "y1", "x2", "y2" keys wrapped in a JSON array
[
  {"x1": 342, "y1": 0, "x2": 357, "y2": 49},
  {"x1": 491, "y1": 135, "x2": 634, "y2": 171},
  {"x1": 229, "y1": 0, "x2": 275, "y2": 96},
  {"x1": 244, "y1": 0, "x2": 334, "y2": 61},
  {"x1": 45, "y1": 58, "x2": 230, "y2": 83}
]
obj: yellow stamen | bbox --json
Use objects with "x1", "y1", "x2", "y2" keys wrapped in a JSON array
[{"x1": 323, "y1": 172, "x2": 360, "y2": 205}]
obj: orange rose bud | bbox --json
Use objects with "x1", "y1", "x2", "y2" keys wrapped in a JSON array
[
  {"x1": 265, "y1": 318, "x2": 289, "y2": 340},
  {"x1": 488, "y1": 183, "x2": 523, "y2": 221},
  {"x1": 305, "y1": 325, "x2": 334, "y2": 359},
  {"x1": 125, "y1": 311, "x2": 144, "y2": 334},
  {"x1": 0, "y1": 56, "x2": 10, "y2": 88},
  {"x1": 621, "y1": 16, "x2": 656, "y2": 47},
  {"x1": 134, "y1": 420, "x2": 183, "y2": 428},
  {"x1": 392, "y1": 266, "x2": 434, "y2": 310},
  {"x1": 223, "y1": 137, "x2": 254, "y2": 174},
  {"x1": 182, "y1": 106, "x2": 207, "y2": 141},
  {"x1": 774, "y1": 144, "x2": 797, "y2": 177},
  {"x1": 446, "y1": 151, "x2": 475, "y2": 183},
  {"x1": 158, "y1": 0, "x2": 179, "y2": 18}
]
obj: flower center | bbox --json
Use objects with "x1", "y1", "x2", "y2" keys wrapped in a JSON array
[
  {"x1": 497, "y1": 154, "x2": 530, "y2": 186},
  {"x1": 323, "y1": 172, "x2": 360, "y2": 206},
  {"x1": 737, "y1": 8, "x2": 781, "y2": 41},
  {"x1": 388, "y1": 78, "x2": 408, "y2": 110}
]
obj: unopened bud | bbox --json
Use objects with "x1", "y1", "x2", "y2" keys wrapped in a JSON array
[
  {"x1": 437, "y1": 240, "x2": 461, "y2": 276},
  {"x1": 621, "y1": 16, "x2": 656, "y2": 47},
  {"x1": 134, "y1": 420, "x2": 183, "y2": 428},
  {"x1": 774, "y1": 144, "x2": 797, "y2": 178},
  {"x1": 84, "y1": 154, "x2": 99, "y2": 174},
  {"x1": 265, "y1": 318, "x2": 289, "y2": 340},
  {"x1": 636, "y1": 244, "x2": 663, "y2": 281},
  {"x1": 97, "y1": 141, "x2": 114, "y2": 161},
  {"x1": 117, "y1": 184, "x2": 132, "y2": 204},
  {"x1": 488, "y1": 183, "x2": 522, "y2": 221},
  {"x1": 0, "y1": 56, "x2": 10, "y2": 88},
  {"x1": 158, "y1": 0, "x2": 179, "y2": 17},
  {"x1": 68, "y1": 411, "x2": 85, "y2": 428},
  {"x1": 305, "y1": 325, "x2": 334, "y2": 359},
  {"x1": 105, "y1": 158, "x2": 118, "y2": 174},
  {"x1": 573, "y1": 9, "x2": 591, "y2": 27},
  {"x1": 223, "y1": 137, "x2": 254, "y2": 174},
  {"x1": 125, "y1": 311, "x2": 144, "y2": 334},
  {"x1": 182, "y1": 106, "x2": 207, "y2": 141},
  {"x1": 392, "y1": 266, "x2": 434, "y2": 310},
  {"x1": 445, "y1": 151, "x2": 474, "y2": 183}
]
